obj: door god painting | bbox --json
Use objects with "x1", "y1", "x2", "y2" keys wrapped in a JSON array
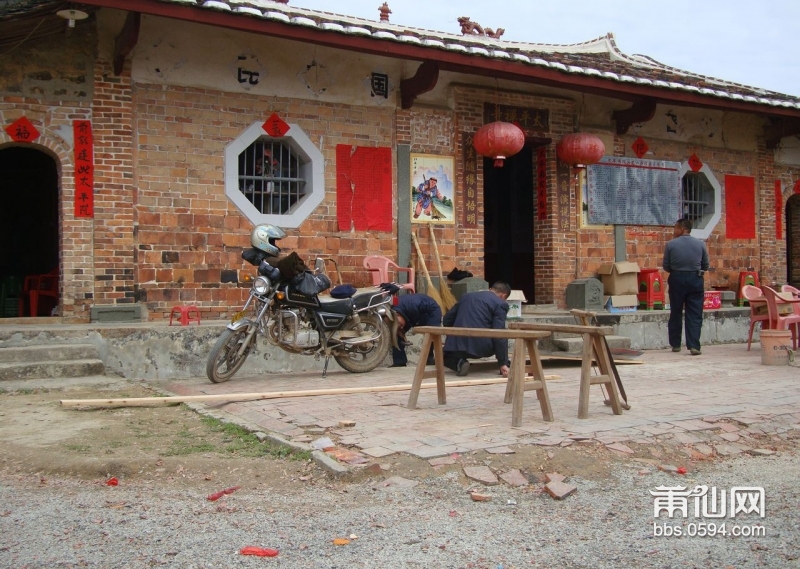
[{"x1": 410, "y1": 154, "x2": 456, "y2": 224}]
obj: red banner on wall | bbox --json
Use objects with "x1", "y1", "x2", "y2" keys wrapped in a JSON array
[
  {"x1": 335, "y1": 145, "x2": 392, "y2": 231},
  {"x1": 775, "y1": 180, "x2": 783, "y2": 239},
  {"x1": 461, "y1": 132, "x2": 478, "y2": 228},
  {"x1": 73, "y1": 120, "x2": 94, "y2": 218},
  {"x1": 724, "y1": 175, "x2": 755, "y2": 240},
  {"x1": 536, "y1": 147, "x2": 547, "y2": 220}
]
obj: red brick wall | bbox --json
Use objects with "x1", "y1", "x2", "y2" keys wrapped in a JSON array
[{"x1": 133, "y1": 82, "x2": 395, "y2": 319}]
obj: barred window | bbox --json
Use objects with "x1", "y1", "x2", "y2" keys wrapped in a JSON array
[
  {"x1": 225, "y1": 121, "x2": 324, "y2": 228},
  {"x1": 238, "y1": 140, "x2": 304, "y2": 215},
  {"x1": 678, "y1": 162, "x2": 720, "y2": 240},
  {"x1": 682, "y1": 172, "x2": 711, "y2": 225}
]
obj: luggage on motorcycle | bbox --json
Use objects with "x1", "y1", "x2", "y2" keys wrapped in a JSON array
[
  {"x1": 242, "y1": 247, "x2": 268, "y2": 266},
  {"x1": 292, "y1": 271, "x2": 331, "y2": 296},
  {"x1": 276, "y1": 252, "x2": 308, "y2": 279}
]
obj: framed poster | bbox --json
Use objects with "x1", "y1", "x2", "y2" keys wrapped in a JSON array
[{"x1": 410, "y1": 153, "x2": 455, "y2": 224}]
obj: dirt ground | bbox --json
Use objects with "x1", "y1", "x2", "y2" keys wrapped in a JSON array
[{"x1": 4, "y1": 379, "x2": 790, "y2": 496}]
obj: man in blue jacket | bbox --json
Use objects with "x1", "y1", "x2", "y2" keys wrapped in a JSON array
[
  {"x1": 390, "y1": 293, "x2": 442, "y2": 367},
  {"x1": 442, "y1": 282, "x2": 511, "y2": 377}
]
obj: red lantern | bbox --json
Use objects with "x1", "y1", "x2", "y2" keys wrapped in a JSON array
[
  {"x1": 473, "y1": 122, "x2": 525, "y2": 168},
  {"x1": 556, "y1": 133, "x2": 605, "y2": 169}
]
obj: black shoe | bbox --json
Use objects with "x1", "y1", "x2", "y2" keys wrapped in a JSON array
[
  {"x1": 456, "y1": 359, "x2": 470, "y2": 377},
  {"x1": 671, "y1": 346, "x2": 681, "y2": 352},
  {"x1": 389, "y1": 363, "x2": 407, "y2": 368},
  {"x1": 689, "y1": 348, "x2": 701, "y2": 356}
]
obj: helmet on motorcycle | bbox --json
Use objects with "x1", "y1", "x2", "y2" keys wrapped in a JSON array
[{"x1": 250, "y1": 224, "x2": 286, "y2": 257}]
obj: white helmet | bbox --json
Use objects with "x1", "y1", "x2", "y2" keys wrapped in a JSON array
[{"x1": 250, "y1": 224, "x2": 286, "y2": 257}]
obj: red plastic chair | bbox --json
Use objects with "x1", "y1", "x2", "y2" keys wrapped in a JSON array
[
  {"x1": 761, "y1": 286, "x2": 800, "y2": 350},
  {"x1": 741, "y1": 285, "x2": 770, "y2": 351},
  {"x1": 19, "y1": 269, "x2": 59, "y2": 317},
  {"x1": 363, "y1": 255, "x2": 415, "y2": 292}
]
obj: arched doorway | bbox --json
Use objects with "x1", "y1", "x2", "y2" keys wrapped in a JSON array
[
  {"x1": 787, "y1": 193, "x2": 800, "y2": 287},
  {"x1": 0, "y1": 146, "x2": 59, "y2": 317}
]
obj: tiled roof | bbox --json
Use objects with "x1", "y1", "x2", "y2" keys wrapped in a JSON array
[{"x1": 24, "y1": 0, "x2": 800, "y2": 111}]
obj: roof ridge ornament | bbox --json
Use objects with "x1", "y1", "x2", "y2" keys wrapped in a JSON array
[{"x1": 457, "y1": 16, "x2": 504, "y2": 39}]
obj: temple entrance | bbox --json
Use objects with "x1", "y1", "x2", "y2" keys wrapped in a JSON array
[
  {"x1": 483, "y1": 143, "x2": 536, "y2": 302},
  {"x1": 0, "y1": 146, "x2": 59, "y2": 317},
  {"x1": 788, "y1": 194, "x2": 800, "y2": 287}
]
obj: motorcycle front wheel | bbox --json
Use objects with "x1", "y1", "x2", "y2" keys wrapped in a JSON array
[
  {"x1": 206, "y1": 327, "x2": 254, "y2": 383},
  {"x1": 334, "y1": 313, "x2": 391, "y2": 373}
]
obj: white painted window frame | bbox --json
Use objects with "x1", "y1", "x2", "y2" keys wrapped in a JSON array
[
  {"x1": 678, "y1": 161, "x2": 721, "y2": 240},
  {"x1": 225, "y1": 121, "x2": 324, "y2": 228}
]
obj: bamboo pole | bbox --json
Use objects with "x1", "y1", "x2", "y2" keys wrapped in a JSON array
[{"x1": 60, "y1": 375, "x2": 560, "y2": 409}]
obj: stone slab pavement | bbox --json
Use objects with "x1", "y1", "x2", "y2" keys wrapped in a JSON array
[{"x1": 154, "y1": 343, "x2": 800, "y2": 464}]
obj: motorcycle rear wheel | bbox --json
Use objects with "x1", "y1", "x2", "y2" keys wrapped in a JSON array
[
  {"x1": 334, "y1": 313, "x2": 390, "y2": 373},
  {"x1": 206, "y1": 327, "x2": 253, "y2": 383}
]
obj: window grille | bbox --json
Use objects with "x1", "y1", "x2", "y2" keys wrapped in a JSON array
[
  {"x1": 238, "y1": 140, "x2": 305, "y2": 215},
  {"x1": 682, "y1": 173, "x2": 709, "y2": 224}
]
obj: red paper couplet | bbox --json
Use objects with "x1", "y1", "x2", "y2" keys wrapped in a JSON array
[
  {"x1": 775, "y1": 180, "x2": 783, "y2": 239},
  {"x1": 262, "y1": 113, "x2": 290, "y2": 137},
  {"x1": 536, "y1": 147, "x2": 548, "y2": 220},
  {"x1": 73, "y1": 120, "x2": 94, "y2": 218},
  {"x1": 724, "y1": 175, "x2": 755, "y2": 240}
]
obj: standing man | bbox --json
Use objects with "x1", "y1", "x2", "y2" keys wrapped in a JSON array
[
  {"x1": 442, "y1": 282, "x2": 511, "y2": 377},
  {"x1": 413, "y1": 177, "x2": 442, "y2": 219},
  {"x1": 663, "y1": 217, "x2": 710, "y2": 355},
  {"x1": 389, "y1": 293, "x2": 442, "y2": 367}
]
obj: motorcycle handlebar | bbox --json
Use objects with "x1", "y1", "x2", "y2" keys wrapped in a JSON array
[{"x1": 258, "y1": 260, "x2": 282, "y2": 281}]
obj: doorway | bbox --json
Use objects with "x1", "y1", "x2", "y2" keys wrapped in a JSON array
[
  {"x1": 0, "y1": 146, "x2": 59, "y2": 317},
  {"x1": 788, "y1": 194, "x2": 800, "y2": 287},
  {"x1": 483, "y1": 143, "x2": 537, "y2": 302}
]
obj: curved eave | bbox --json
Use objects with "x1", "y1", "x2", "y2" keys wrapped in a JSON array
[{"x1": 79, "y1": 0, "x2": 800, "y2": 119}]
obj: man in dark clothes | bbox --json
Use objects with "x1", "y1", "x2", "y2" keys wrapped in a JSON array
[
  {"x1": 663, "y1": 217, "x2": 710, "y2": 356},
  {"x1": 442, "y1": 282, "x2": 511, "y2": 377},
  {"x1": 389, "y1": 293, "x2": 442, "y2": 367}
]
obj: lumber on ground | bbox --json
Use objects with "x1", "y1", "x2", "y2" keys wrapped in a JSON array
[{"x1": 60, "y1": 375, "x2": 560, "y2": 409}]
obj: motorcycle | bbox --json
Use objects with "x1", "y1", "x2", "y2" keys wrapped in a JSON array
[{"x1": 206, "y1": 225, "x2": 396, "y2": 383}]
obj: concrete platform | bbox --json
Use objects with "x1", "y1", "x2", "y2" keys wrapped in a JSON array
[{"x1": 0, "y1": 306, "x2": 752, "y2": 379}]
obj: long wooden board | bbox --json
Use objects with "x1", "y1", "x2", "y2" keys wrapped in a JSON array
[{"x1": 60, "y1": 375, "x2": 560, "y2": 409}]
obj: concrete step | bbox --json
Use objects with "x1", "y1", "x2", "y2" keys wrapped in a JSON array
[
  {"x1": 0, "y1": 343, "x2": 100, "y2": 364},
  {"x1": 0, "y1": 343, "x2": 106, "y2": 380},
  {"x1": 0, "y1": 359, "x2": 106, "y2": 381},
  {"x1": 552, "y1": 335, "x2": 631, "y2": 354}
]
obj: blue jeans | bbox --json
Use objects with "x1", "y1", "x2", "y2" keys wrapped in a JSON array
[{"x1": 667, "y1": 272, "x2": 705, "y2": 350}]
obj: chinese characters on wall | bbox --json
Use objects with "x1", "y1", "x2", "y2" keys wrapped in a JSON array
[
  {"x1": 461, "y1": 132, "x2": 478, "y2": 228},
  {"x1": 536, "y1": 147, "x2": 547, "y2": 221},
  {"x1": 556, "y1": 156, "x2": 572, "y2": 231},
  {"x1": 73, "y1": 120, "x2": 94, "y2": 218},
  {"x1": 483, "y1": 103, "x2": 549, "y2": 132}
]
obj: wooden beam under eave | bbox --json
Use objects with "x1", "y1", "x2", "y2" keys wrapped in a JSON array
[
  {"x1": 765, "y1": 116, "x2": 800, "y2": 149},
  {"x1": 113, "y1": 11, "x2": 141, "y2": 76},
  {"x1": 612, "y1": 98, "x2": 657, "y2": 135},
  {"x1": 400, "y1": 60, "x2": 439, "y2": 110}
]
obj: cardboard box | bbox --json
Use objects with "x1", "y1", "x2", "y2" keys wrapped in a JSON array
[
  {"x1": 507, "y1": 290, "x2": 527, "y2": 320},
  {"x1": 604, "y1": 294, "x2": 638, "y2": 313},
  {"x1": 597, "y1": 262, "x2": 641, "y2": 295}
]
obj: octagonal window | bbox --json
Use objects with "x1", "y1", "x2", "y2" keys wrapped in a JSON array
[
  {"x1": 225, "y1": 121, "x2": 324, "y2": 228},
  {"x1": 679, "y1": 161, "x2": 720, "y2": 240}
]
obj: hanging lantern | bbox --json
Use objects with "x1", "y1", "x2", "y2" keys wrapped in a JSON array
[
  {"x1": 473, "y1": 121, "x2": 525, "y2": 168},
  {"x1": 556, "y1": 133, "x2": 605, "y2": 169}
]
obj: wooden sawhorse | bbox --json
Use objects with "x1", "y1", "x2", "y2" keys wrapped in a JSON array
[
  {"x1": 508, "y1": 313, "x2": 624, "y2": 419},
  {"x1": 406, "y1": 326, "x2": 552, "y2": 427}
]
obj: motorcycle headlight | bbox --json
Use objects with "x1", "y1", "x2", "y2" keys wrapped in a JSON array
[{"x1": 253, "y1": 276, "x2": 271, "y2": 295}]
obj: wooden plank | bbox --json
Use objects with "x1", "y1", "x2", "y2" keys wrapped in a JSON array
[
  {"x1": 411, "y1": 326, "x2": 550, "y2": 340},
  {"x1": 62, "y1": 376, "x2": 550, "y2": 409},
  {"x1": 508, "y1": 322, "x2": 614, "y2": 335},
  {"x1": 536, "y1": 353, "x2": 644, "y2": 365}
]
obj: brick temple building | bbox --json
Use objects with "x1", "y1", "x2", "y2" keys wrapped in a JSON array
[{"x1": 1, "y1": 0, "x2": 799, "y2": 322}]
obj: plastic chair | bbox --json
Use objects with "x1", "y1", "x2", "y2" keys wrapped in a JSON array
[
  {"x1": 741, "y1": 285, "x2": 770, "y2": 351},
  {"x1": 19, "y1": 270, "x2": 59, "y2": 317},
  {"x1": 363, "y1": 255, "x2": 415, "y2": 292},
  {"x1": 781, "y1": 285, "x2": 800, "y2": 316},
  {"x1": 761, "y1": 286, "x2": 800, "y2": 350}
]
